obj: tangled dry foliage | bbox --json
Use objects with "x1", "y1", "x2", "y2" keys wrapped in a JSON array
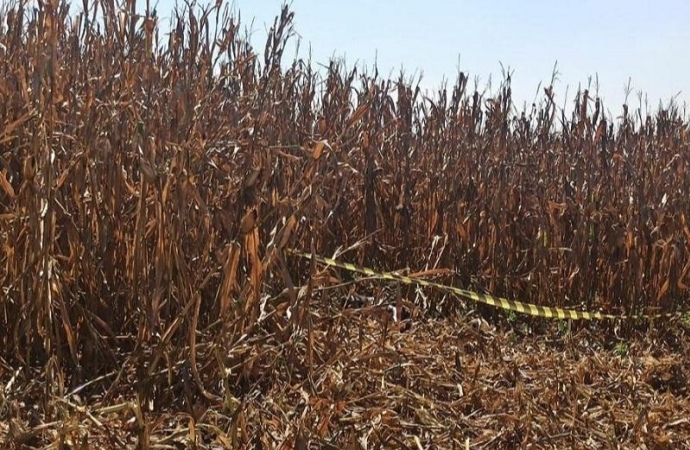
[{"x1": 1, "y1": 0, "x2": 689, "y2": 448}]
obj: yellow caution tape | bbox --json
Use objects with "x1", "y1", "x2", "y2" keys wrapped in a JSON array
[{"x1": 288, "y1": 249, "x2": 685, "y2": 321}]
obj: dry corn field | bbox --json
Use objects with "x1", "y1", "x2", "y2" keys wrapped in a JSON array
[{"x1": 1, "y1": 1, "x2": 690, "y2": 448}]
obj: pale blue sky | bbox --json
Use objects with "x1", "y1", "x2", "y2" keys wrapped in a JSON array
[{"x1": 152, "y1": 0, "x2": 688, "y2": 115}]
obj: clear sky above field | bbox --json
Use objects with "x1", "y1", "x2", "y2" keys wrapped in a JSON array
[{"x1": 151, "y1": 0, "x2": 688, "y2": 116}]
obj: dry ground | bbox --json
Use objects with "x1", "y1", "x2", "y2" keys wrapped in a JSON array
[{"x1": 2, "y1": 307, "x2": 689, "y2": 449}]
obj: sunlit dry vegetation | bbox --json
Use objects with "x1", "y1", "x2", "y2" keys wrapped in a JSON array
[{"x1": 1, "y1": 0, "x2": 689, "y2": 447}]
